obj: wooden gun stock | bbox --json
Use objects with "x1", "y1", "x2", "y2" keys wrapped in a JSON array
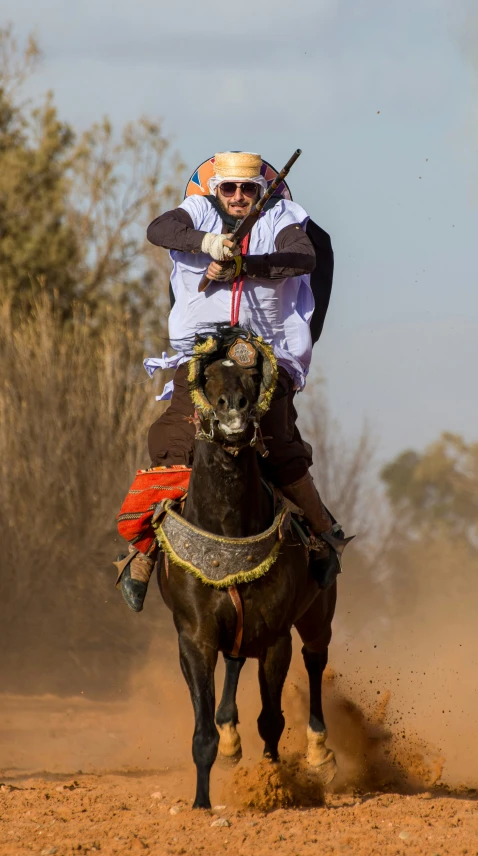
[{"x1": 198, "y1": 148, "x2": 302, "y2": 293}]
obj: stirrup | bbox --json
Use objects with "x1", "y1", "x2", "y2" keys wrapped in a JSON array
[
  {"x1": 309, "y1": 549, "x2": 341, "y2": 590},
  {"x1": 309, "y1": 525, "x2": 355, "y2": 590}
]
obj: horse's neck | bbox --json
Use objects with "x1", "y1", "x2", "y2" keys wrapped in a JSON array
[{"x1": 184, "y1": 440, "x2": 269, "y2": 537}]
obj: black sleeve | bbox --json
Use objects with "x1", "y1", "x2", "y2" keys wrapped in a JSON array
[
  {"x1": 243, "y1": 224, "x2": 316, "y2": 279},
  {"x1": 146, "y1": 208, "x2": 207, "y2": 253}
]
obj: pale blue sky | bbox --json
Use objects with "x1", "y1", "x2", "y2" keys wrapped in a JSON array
[{"x1": 5, "y1": 0, "x2": 477, "y2": 463}]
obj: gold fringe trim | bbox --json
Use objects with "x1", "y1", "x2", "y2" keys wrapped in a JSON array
[
  {"x1": 186, "y1": 333, "x2": 279, "y2": 419},
  {"x1": 156, "y1": 526, "x2": 282, "y2": 589},
  {"x1": 189, "y1": 384, "x2": 212, "y2": 416},
  {"x1": 255, "y1": 338, "x2": 279, "y2": 417},
  {"x1": 244, "y1": 336, "x2": 278, "y2": 418},
  {"x1": 193, "y1": 336, "x2": 217, "y2": 355},
  {"x1": 187, "y1": 345, "x2": 215, "y2": 416}
]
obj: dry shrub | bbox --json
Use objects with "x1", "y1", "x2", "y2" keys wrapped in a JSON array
[
  {"x1": 296, "y1": 375, "x2": 390, "y2": 635},
  {"x1": 297, "y1": 376, "x2": 377, "y2": 539},
  {"x1": 0, "y1": 295, "x2": 167, "y2": 696}
]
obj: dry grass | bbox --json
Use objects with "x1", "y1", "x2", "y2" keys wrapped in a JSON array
[{"x1": 0, "y1": 296, "x2": 167, "y2": 696}]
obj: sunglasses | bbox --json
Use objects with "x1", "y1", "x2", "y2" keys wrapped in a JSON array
[{"x1": 218, "y1": 181, "x2": 259, "y2": 198}]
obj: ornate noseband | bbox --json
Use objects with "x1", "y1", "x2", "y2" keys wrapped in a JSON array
[{"x1": 187, "y1": 408, "x2": 270, "y2": 458}]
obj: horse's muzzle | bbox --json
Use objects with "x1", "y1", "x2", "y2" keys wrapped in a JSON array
[{"x1": 217, "y1": 408, "x2": 249, "y2": 438}]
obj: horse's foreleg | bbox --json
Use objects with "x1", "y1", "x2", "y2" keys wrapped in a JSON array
[
  {"x1": 302, "y1": 645, "x2": 337, "y2": 784},
  {"x1": 257, "y1": 634, "x2": 292, "y2": 762},
  {"x1": 178, "y1": 633, "x2": 218, "y2": 809},
  {"x1": 216, "y1": 653, "x2": 246, "y2": 762}
]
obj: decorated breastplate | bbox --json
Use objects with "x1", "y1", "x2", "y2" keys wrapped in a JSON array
[{"x1": 153, "y1": 499, "x2": 291, "y2": 589}]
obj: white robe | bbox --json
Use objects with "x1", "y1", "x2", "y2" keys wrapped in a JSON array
[{"x1": 144, "y1": 195, "x2": 315, "y2": 399}]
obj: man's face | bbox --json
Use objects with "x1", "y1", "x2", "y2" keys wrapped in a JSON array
[{"x1": 216, "y1": 181, "x2": 259, "y2": 219}]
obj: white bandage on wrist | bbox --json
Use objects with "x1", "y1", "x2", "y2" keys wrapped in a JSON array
[{"x1": 201, "y1": 232, "x2": 238, "y2": 261}]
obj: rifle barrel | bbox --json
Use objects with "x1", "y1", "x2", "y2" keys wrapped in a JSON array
[{"x1": 254, "y1": 148, "x2": 301, "y2": 216}]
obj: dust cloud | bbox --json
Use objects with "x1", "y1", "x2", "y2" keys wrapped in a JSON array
[{"x1": 0, "y1": 581, "x2": 475, "y2": 800}]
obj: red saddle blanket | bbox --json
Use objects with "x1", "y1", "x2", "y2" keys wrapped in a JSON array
[{"x1": 117, "y1": 466, "x2": 191, "y2": 554}]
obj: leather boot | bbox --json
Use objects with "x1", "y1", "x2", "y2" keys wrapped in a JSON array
[
  {"x1": 281, "y1": 472, "x2": 333, "y2": 537},
  {"x1": 115, "y1": 543, "x2": 158, "y2": 612},
  {"x1": 281, "y1": 472, "x2": 353, "y2": 589}
]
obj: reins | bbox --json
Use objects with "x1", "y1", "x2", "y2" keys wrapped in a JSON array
[
  {"x1": 191, "y1": 233, "x2": 270, "y2": 457},
  {"x1": 230, "y1": 234, "x2": 250, "y2": 326}
]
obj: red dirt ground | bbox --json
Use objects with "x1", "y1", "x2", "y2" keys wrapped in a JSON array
[
  {"x1": 1, "y1": 651, "x2": 477, "y2": 856},
  {"x1": 1, "y1": 770, "x2": 478, "y2": 856}
]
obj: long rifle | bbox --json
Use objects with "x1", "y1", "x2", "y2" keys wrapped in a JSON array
[{"x1": 198, "y1": 148, "x2": 302, "y2": 293}]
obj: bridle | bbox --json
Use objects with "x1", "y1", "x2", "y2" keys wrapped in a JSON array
[
  {"x1": 188, "y1": 409, "x2": 270, "y2": 458},
  {"x1": 186, "y1": 333, "x2": 278, "y2": 460}
]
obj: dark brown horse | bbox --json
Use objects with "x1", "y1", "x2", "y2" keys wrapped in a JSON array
[{"x1": 158, "y1": 340, "x2": 337, "y2": 809}]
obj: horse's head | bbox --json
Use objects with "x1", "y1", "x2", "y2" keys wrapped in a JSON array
[
  {"x1": 188, "y1": 328, "x2": 278, "y2": 452},
  {"x1": 203, "y1": 358, "x2": 260, "y2": 442}
]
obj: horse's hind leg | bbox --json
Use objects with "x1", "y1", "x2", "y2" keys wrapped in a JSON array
[
  {"x1": 295, "y1": 583, "x2": 337, "y2": 783},
  {"x1": 302, "y1": 646, "x2": 337, "y2": 784},
  {"x1": 257, "y1": 634, "x2": 292, "y2": 762},
  {"x1": 216, "y1": 654, "x2": 246, "y2": 763},
  {"x1": 178, "y1": 633, "x2": 218, "y2": 809}
]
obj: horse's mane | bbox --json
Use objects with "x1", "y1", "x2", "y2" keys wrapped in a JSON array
[{"x1": 195, "y1": 323, "x2": 257, "y2": 352}]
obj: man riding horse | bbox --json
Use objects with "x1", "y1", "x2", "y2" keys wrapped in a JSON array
[{"x1": 117, "y1": 150, "x2": 347, "y2": 612}]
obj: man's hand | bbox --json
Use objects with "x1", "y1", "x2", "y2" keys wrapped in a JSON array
[
  {"x1": 201, "y1": 232, "x2": 240, "y2": 261},
  {"x1": 206, "y1": 260, "x2": 237, "y2": 282}
]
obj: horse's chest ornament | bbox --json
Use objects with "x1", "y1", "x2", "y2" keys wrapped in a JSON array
[{"x1": 153, "y1": 500, "x2": 291, "y2": 588}]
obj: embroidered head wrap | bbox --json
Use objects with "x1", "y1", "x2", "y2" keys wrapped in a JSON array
[
  {"x1": 208, "y1": 151, "x2": 268, "y2": 197},
  {"x1": 187, "y1": 327, "x2": 278, "y2": 420}
]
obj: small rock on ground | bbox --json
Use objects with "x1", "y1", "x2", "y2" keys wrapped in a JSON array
[{"x1": 211, "y1": 818, "x2": 230, "y2": 828}]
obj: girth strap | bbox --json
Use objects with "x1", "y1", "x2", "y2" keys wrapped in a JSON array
[{"x1": 227, "y1": 586, "x2": 244, "y2": 657}]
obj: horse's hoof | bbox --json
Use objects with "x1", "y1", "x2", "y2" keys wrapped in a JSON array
[
  {"x1": 217, "y1": 722, "x2": 242, "y2": 759},
  {"x1": 306, "y1": 727, "x2": 337, "y2": 785},
  {"x1": 217, "y1": 748, "x2": 242, "y2": 769},
  {"x1": 263, "y1": 749, "x2": 280, "y2": 764},
  {"x1": 309, "y1": 752, "x2": 337, "y2": 785},
  {"x1": 192, "y1": 799, "x2": 211, "y2": 810}
]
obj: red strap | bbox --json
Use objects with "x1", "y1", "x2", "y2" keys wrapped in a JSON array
[
  {"x1": 230, "y1": 234, "x2": 250, "y2": 326},
  {"x1": 228, "y1": 585, "x2": 244, "y2": 656}
]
